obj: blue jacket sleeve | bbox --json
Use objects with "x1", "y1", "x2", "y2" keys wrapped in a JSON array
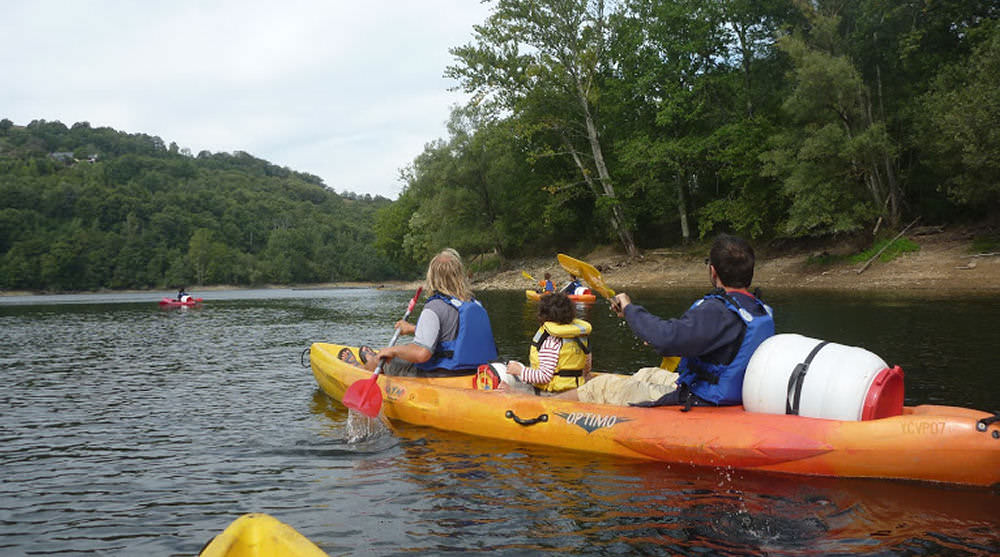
[{"x1": 623, "y1": 300, "x2": 746, "y2": 363}]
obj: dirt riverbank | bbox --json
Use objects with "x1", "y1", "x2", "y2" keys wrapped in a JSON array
[
  {"x1": 3, "y1": 226, "x2": 996, "y2": 298},
  {"x1": 469, "y1": 226, "x2": 1000, "y2": 296}
]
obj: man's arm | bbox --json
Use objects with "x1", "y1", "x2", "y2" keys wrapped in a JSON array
[
  {"x1": 378, "y1": 343, "x2": 432, "y2": 363},
  {"x1": 377, "y1": 308, "x2": 440, "y2": 364},
  {"x1": 624, "y1": 301, "x2": 744, "y2": 360}
]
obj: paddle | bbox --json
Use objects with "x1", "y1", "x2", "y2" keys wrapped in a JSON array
[
  {"x1": 557, "y1": 253, "x2": 678, "y2": 370},
  {"x1": 521, "y1": 270, "x2": 536, "y2": 282},
  {"x1": 342, "y1": 287, "x2": 423, "y2": 418},
  {"x1": 556, "y1": 254, "x2": 616, "y2": 300}
]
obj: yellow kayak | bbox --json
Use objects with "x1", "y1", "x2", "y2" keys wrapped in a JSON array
[
  {"x1": 310, "y1": 342, "x2": 1000, "y2": 487},
  {"x1": 524, "y1": 289, "x2": 597, "y2": 303},
  {"x1": 199, "y1": 513, "x2": 328, "y2": 557}
]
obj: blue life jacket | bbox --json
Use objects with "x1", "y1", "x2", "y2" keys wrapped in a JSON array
[
  {"x1": 676, "y1": 291, "x2": 774, "y2": 405},
  {"x1": 415, "y1": 293, "x2": 498, "y2": 372}
]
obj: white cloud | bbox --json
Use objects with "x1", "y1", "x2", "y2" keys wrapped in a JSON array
[{"x1": 1, "y1": 1, "x2": 490, "y2": 199}]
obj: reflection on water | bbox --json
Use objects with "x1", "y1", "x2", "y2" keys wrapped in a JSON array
[{"x1": 0, "y1": 288, "x2": 997, "y2": 555}]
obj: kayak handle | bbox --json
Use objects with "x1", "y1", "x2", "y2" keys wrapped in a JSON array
[
  {"x1": 976, "y1": 411, "x2": 999, "y2": 435},
  {"x1": 505, "y1": 410, "x2": 548, "y2": 426}
]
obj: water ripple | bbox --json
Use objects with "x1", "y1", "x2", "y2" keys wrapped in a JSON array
[{"x1": 1, "y1": 290, "x2": 998, "y2": 555}]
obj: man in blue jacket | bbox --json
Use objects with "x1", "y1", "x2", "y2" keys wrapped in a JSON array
[{"x1": 562, "y1": 234, "x2": 774, "y2": 408}]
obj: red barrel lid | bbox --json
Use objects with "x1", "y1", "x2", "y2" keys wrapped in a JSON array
[{"x1": 861, "y1": 366, "x2": 905, "y2": 420}]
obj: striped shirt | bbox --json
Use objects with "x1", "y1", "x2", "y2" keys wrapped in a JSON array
[{"x1": 520, "y1": 335, "x2": 562, "y2": 385}]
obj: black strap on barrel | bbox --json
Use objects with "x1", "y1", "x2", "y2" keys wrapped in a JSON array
[{"x1": 786, "y1": 341, "x2": 829, "y2": 415}]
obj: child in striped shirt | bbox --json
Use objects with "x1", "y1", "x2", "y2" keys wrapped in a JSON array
[{"x1": 505, "y1": 292, "x2": 592, "y2": 394}]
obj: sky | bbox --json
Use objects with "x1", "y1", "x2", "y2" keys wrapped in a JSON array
[{"x1": 2, "y1": 1, "x2": 492, "y2": 199}]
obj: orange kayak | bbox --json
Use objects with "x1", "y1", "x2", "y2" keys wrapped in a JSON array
[
  {"x1": 309, "y1": 342, "x2": 1000, "y2": 488},
  {"x1": 524, "y1": 289, "x2": 597, "y2": 303}
]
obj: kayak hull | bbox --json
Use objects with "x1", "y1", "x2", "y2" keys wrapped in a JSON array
[
  {"x1": 159, "y1": 297, "x2": 203, "y2": 306},
  {"x1": 199, "y1": 513, "x2": 328, "y2": 557},
  {"x1": 524, "y1": 289, "x2": 597, "y2": 303},
  {"x1": 310, "y1": 342, "x2": 1000, "y2": 487}
]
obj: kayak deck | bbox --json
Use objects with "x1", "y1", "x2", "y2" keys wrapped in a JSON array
[
  {"x1": 310, "y1": 342, "x2": 1000, "y2": 487},
  {"x1": 199, "y1": 513, "x2": 328, "y2": 557}
]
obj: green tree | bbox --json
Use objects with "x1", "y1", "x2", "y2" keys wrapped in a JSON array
[
  {"x1": 920, "y1": 21, "x2": 1000, "y2": 205},
  {"x1": 761, "y1": 4, "x2": 897, "y2": 236},
  {"x1": 448, "y1": 0, "x2": 638, "y2": 256},
  {"x1": 188, "y1": 228, "x2": 220, "y2": 285}
]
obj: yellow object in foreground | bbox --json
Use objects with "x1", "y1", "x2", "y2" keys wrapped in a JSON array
[{"x1": 199, "y1": 513, "x2": 329, "y2": 557}]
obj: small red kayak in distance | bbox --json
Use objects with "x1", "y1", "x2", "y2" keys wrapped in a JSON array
[{"x1": 158, "y1": 297, "x2": 203, "y2": 307}]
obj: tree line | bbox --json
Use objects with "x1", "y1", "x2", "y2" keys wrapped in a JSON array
[
  {"x1": 375, "y1": 0, "x2": 998, "y2": 269},
  {"x1": 0, "y1": 119, "x2": 399, "y2": 291},
  {"x1": 3, "y1": 1, "x2": 997, "y2": 292}
]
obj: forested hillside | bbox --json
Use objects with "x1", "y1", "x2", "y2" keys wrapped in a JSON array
[
  {"x1": 378, "y1": 0, "x2": 999, "y2": 269},
  {"x1": 3, "y1": 1, "x2": 998, "y2": 293},
  {"x1": 0, "y1": 119, "x2": 400, "y2": 291}
]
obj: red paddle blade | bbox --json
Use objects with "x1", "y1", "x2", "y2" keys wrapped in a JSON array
[{"x1": 342, "y1": 375, "x2": 383, "y2": 417}]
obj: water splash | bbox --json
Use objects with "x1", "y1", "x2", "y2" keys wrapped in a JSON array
[{"x1": 346, "y1": 410, "x2": 392, "y2": 443}]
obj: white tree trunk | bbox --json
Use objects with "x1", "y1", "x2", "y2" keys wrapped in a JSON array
[{"x1": 577, "y1": 82, "x2": 638, "y2": 257}]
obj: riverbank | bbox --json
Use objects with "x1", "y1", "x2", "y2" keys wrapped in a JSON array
[
  {"x1": 3, "y1": 226, "x2": 996, "y2": 298},
  {"x1": 471, "y1": 226, "x2": 1000, "y2": 295}
]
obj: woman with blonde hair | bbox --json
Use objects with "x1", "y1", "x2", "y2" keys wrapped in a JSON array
[{"x1": 344, "y1": 248, "x2": 498, "y2": 376}]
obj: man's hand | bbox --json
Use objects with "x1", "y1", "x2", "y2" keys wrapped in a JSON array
[{"x1": 611, "y1": 293, "x2": 631, "y2": 317}]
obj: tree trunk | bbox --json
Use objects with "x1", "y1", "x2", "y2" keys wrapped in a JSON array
[
  {"x1": 734, "y1": 22, "x2": 754, "y2": 118},
  {"x1": 576, "y1": 82, "x2": 637, "y2": 257},
  {"x1": 562, "y1": 134, "x2": 603, "y2": 199},
  {"x1": 677, "y1": 174, "x2": 690, "y2": 242},
  {"x1": 874, "y1": 62, "x2": 901, "y2": 227}
]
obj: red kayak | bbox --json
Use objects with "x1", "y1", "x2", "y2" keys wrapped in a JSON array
[{"x1": 158, "y1": 297, "x2": 203, "y2": 306}]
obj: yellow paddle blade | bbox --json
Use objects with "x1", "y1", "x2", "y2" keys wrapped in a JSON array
[
  {"x1": 521, "y1": 270, "x2": 536, "y2": 282},
  {"x1": 659, "y1": 356, "x2": 681, "y2": 372},
  {"x1": 557, "y1": 253, "x2": 615, "y2": 299}
]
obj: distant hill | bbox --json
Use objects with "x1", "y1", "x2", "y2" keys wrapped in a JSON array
[{"x1": 0, "y1": 118, "x2": 405, "y2": 292}]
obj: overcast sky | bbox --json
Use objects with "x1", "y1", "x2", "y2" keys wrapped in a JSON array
[{"x1": 2, "y1": 1, "x2": 491, "y2": 199}]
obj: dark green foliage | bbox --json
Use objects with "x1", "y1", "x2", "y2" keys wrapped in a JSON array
[
  {"x1": 415, "y1": 0, "x2": 998, "y2": 254},
  {"x1": 0, "y1": 121, "x2": 398, "y2": 291},
  {"x1": 5, "y1": 0, "x2": 997, "y2": 287}
]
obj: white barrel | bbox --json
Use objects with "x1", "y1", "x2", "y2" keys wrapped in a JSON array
[{"x1": 743, "y1": 333, "x2": 892, "y2": 421}]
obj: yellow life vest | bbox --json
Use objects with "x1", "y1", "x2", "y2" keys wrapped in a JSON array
[{"x1": 528, "y1": 319, "x2": 592, "y2": 392}]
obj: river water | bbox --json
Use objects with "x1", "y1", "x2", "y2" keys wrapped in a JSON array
[{"x1": 1, "y1": 287, "x2": 997, "y2": 555}]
